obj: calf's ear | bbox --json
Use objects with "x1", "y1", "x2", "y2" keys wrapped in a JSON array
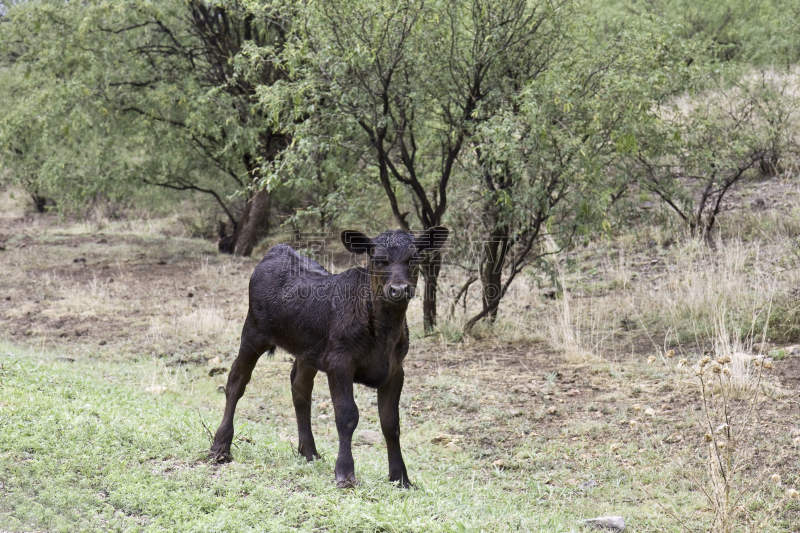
[
  {"x1": 341, "y1": 230, "x2": 374, "y2": 254},
  {"x1": 414, "y1": 226, "x2": 450, "y2": 252}
]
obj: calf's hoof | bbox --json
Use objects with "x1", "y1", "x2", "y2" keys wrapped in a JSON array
[
  {"x1": 300, "y1": 452, "x2": 321, "y2": 462},
  {"x1": 208, "y1": 449, "x2": 233, "y2": 464},
  {"x1": 335, "y1": 474, "x2": 359, "y2": 489},
  {"x1": 389, "y1": 469, "x2": 412, "y2": 489},
  {"x1": 297, "y1": 444, "x2": 320, "y2": 462},
  {"x1": 393, "y1": 478, "x2": 413, "y2": 489}
]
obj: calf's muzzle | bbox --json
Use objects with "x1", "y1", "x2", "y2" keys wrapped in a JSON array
[{"x1": 387, "y1": 283, "x2": 415, "y2": 301}]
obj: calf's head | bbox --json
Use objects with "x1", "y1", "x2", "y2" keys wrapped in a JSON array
[{"x1": 341, "y1": 227, "x2": 450, "y2": 304}]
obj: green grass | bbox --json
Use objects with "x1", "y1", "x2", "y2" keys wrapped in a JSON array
[
  {"x1": 0, "y1": 343, "x2": 794, "y2": 532},
  {"x1": 0, "y1": 344, "x2": 591, "y2": 532}
]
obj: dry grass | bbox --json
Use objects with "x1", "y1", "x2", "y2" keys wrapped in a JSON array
[
  {"x1": 650, "y1": 239, "x2": 777, "y2": 342},
  {"x1": 546, "y1": 283, "x2": 605, "y2": 363},
  {"x1": 712, "y1": 315, "x2": 763, "y2": 398},
  {"x1": 429, "y1": 222, "x2": 799, "y2": 371}
]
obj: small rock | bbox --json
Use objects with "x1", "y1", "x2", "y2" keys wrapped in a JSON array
[
  {"x1": 664, "y1": 433, "x2": 683, "y2": 444},
  {"x1": 609, "y1": 443, "x2": 621, "y2": 453},
  {"x1": 566, "y1": 389, "x2": 580, "y2": 396},
  {"x1": 546, "y1": 406, "x2": 558, "y2": 415},
  {"x1": 790, "y1": 428, "x2": 800, "y2": 438},
  {"x1": 208, "y1": 367, "x2": 227, "y2": 377},
  {"x1": 644, "y1": 407, "x2": 656, "y2": 416},
  {"x1": 358, "y1": 429, "x2": 382, "y2": 445},
  {"x1": 583, "y1": 516, "x2": 625, "y2": 531},
  {"x1": 793, "y1": 436, "x2": 800, "y2": 448},
  {"x1": 318, "y1": 401, "x2": 330, "y2": 410},
  {"x1": 578, "y1": 480, "x2": 599, "y2": 491},
  {"x1": 660, "y1": 403, "x2": 673, "y2": 411},
  {"x1": 208, "y1": 356, "x2": 222, "y2": 365},
  {"x1": 319, "y1": 414, "x2": 329, "y2": 420},
  {"x1": 492, "y1": 459, "x2": 505, "y2": 467}
]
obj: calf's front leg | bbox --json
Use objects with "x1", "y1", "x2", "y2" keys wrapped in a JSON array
[
  {"x1": 327, "y1": 370, "x2": 359, "y2": 488},
  {"x1": 378, "y1": 369, "x2": 411, "y2": 488}
]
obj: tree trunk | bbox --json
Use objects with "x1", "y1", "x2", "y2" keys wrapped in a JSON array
[
  {"x1": 30, "y1": 194, "x2": 48, "y2": 213},
  {"x1": 231, "y1": 188, "x2": 272, "y2": 257},
  {"x1": 422, "y1": 251, "x2": 443, "y2": 333},
  {"x1": 480, "y1": 226, "x2": 509, "y2": 323}
]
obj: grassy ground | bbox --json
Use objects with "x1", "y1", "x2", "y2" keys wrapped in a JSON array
[
  {"x1": 1, "y1": 343, "x2": 589, "y2": 532},
  {"x1": 1, "y1": 189, "x2": 799, "y2": 532}
]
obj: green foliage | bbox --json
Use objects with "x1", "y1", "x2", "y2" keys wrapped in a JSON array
[
  {"x1": 595, "y1": 0, "x2": 800, "y2": 66},
  {"x1": 477, "y1": 14, "x2": 700, "y2": 234},
  {"x1": 2, "y1": 0, "x2": 800, "y2": 316},
  {"x1": 446, "y1": 9, "x2": 705, "y2": 324},
  {"x1": 619, "y1": 67, "x2": 800, "y2": 236},
  {"x1": 0, "y1": 0, "x2": 289, "y2": 224}
]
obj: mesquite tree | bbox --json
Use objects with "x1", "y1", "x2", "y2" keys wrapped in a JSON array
[
  {"x1": 0, "y1": 0, "x2": 291, "y2": 255},
  {"x1": 267, "y1": 0, "x2": 576, "y2": 331},
  {"x1": 621, "y1": 71, "x2": 800, "y2": 238},
  {"x1": 463, "y1": 18, "x2": 703, "y2": 328}
]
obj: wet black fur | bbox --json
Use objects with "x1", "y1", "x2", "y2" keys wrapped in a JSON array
[{"x1": 209, "y1": 227, "x2": 449, "y2": 488}]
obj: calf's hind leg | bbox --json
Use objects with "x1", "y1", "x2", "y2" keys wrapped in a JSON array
[
  {"x1": 291, "y1": 359, "x2": 320, "y2": 461},
  {"x1": 210, "y1": 316, "x2": 272, "y2": 462}
]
